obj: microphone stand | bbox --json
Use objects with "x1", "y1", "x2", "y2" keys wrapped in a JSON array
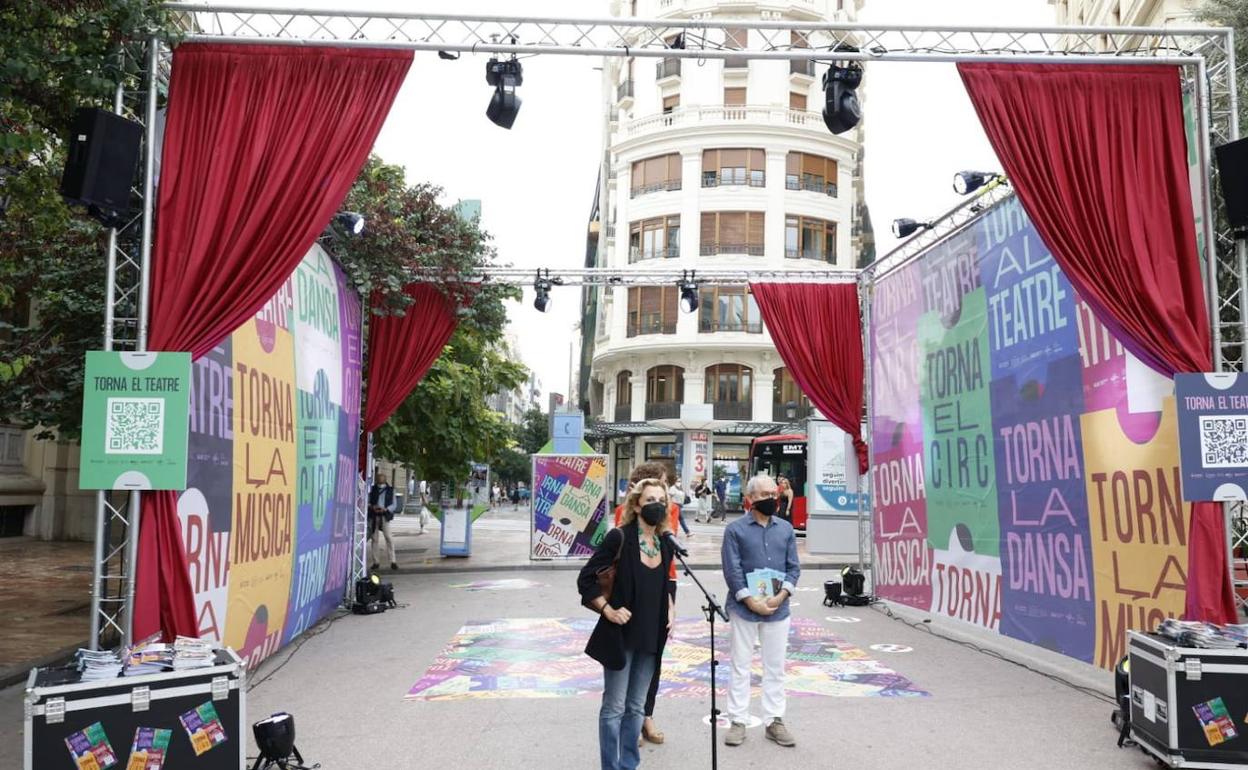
[{"x1": 667, "y1": 537, "x2": 727, "y2": 770}]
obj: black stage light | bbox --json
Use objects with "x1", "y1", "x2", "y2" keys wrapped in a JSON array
[
  {"x1": 438, "y1": 50, "x2": 460, "y2": 60},
  {"x1": 822, "y1": 579, "x2": 842, "y2": 607},
  {"x1": 953, "y1": 170, "x2": 1005, "y2": 195},
  {"x1": 891, "y1": 218, "x2": 931, "y2": 239},
  {"x1": 822, "y1": 62, "x2": 863, "y2": 135},
  {"x1": 334, "y1": 211, "x2": 365, "y2": 236},
  {"x1": 678, "y1": 278, "x2": 699, "y2": 313},
  {"x1": 485, "y1": 55, "x2": 524, "y2": 129},
  {"x1": 534, "y1": 275, "x2": 553, "y2": 312},
  {"x1": 251, "y1": 712, "x2": 313, "y2": 770}
]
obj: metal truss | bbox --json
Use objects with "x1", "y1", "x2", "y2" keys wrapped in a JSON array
[
  {"x1": 410, "y1": 266, "x2": 859, "y2": 287},
  {"x1": 90, "y1": 38, "x2": 169, "y2": 651}
]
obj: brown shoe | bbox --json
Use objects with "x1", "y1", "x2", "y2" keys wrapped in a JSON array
[
  {"x1": 724, "y1": 722, "x2": 746, "y2": 746},
  {"x1": 765, "y1": 718, "x2": 795, "y2": 747},
  {"x1": 642, "y1": 717, "x2": 665, "y2": 744}
]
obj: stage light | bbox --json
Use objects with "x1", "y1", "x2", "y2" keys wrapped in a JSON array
[
  {"x1": 821, "y1": 62, "x2": 863, "y2": 135},
  {"x1": 485, "y1": 55, "x2": 524, "y2": 129},
  {"x1": 251, "y1": 712, "x2": 313, "y2": 769},
  {"x1": 534, "y1": 274, "x2": 553, "y2": 312},
  {"x1": 438, "y1": 50, "x2": 460, "y2": 60},
  {"x1": 953, "y1": 170, "x2": 1005, "y2": 195},
  {"x1": 334, "y1": 211, "x2": 365, "y2": 236},
  {"x1": 891, "y1": 218, "x2": 931, "y2": 239},
  {"x1": 678, "y1": 276, "x2": 699, "y2": 313}
]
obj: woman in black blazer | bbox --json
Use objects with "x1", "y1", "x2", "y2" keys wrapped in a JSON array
[{"x1": 578, "y1": 478, "x2": 674, "y2": 770}]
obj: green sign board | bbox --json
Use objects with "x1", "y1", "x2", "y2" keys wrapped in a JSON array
[{"x1": 79, "y1": 351, "x2": 191, "y2": 490}]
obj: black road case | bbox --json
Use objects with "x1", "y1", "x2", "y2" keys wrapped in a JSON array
[
  {"x1": 1128, "y1": 630, "x2": 1248, "y2": 768},
  {"x1": 24, "y1": 648, "x2": 245, "y2": 770}
]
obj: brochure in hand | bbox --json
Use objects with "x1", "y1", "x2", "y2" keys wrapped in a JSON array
[{"x1": 745, "y1": 568, "x2": 786, "y2": 599}]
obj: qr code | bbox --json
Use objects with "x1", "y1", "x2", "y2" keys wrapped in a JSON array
[
  {"x1": 1199, "y1": 415, "x2": 1248, "y2": 468},
  {"x1": 104, "y1": 398, "x2": 165, "y2": 455}
]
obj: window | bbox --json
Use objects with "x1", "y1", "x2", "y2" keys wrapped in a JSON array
[
  {"x1": 646, "y1": 365, "x2": 684, "y2": 404},
  {"x1": 701, "y1": 148, "x2": 765, "y2": 188},
  {"x1": 785, "y1": 215, "x2": 837, "y2": 263},
  {"x1": 725, "y1": 28, "x2": 748, "y2": 69},
  {"x1": 724, "y1": 87, "x2": 746, "y2": 107},
  {"x1": 631, "y1": 153, "x2": 681, "y2": 197},
  {"x1": 627, "y1": 287, "x2": 679, "y2": 336},
  {"x1": 705, "y1": 364, "x2": 752, "y2": 403},
  {"x1": 698, "y1": 286, "x2": 762, "y2": 333},
  {"x1": 785, "y1": 152, "x2": 838, "y2": 196},
  {"x1": 662, "y1": 94, "x2": 680, "y2": 113},
  {"x1": 790, "y1": 31, "x2": 815, "y2": 77},
  {"x1": 628, "y1": 215, "x2": 680, "y2": 261},
  {"x1": 616, "y1": 371, "x2": 633, "y2": 405},
  {"x1": 700, "y1": 211, "x2": 764, "y2": 256},
  {"x1": 790, "y1": 92, "x2": 807, "y2": 111},
  {"x1": 772, "y1": 367, "x2": 812, "y2": 420}
]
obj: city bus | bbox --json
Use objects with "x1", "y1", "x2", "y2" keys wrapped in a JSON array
[{"x1": 748, "y1": 434, "x2": 808, "y2": 531}]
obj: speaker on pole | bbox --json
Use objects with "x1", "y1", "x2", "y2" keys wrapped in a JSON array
[
  {"x1": 59, "y1": 107, "x2": 143, "y2": 227},
  {"x1": 1214, "y1": 137, "x2": 1248, "y2": 236}
]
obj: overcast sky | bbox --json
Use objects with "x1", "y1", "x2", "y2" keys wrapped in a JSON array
[{"x1": 227, "y1": 0, "x2": 1055, "y2": 399}]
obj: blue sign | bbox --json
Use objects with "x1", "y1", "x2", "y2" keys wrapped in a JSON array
[
  {"x1": 1176, "y1": 373, "x2": 1248, "y2": 501},
  {"x1": 552, "y1": 412, "x2": 585, "y2": 454}
]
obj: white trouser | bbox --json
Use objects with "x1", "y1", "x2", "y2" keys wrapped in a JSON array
[
  {"x1": 726, "y1": 613, "x2": 790, "y2": 725},
  {"x1": 696, "y1": 497, "x2": 710, "y2": 521},
  {"x1": 370, "y1": 517, "x2": 395, "y2": 566}
]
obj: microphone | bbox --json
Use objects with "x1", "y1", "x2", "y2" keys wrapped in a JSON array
[{"x1": 661, "y1": 531, "x2": 688, "y2": 557}]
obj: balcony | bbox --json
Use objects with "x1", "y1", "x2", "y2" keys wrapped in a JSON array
[
  {"x1": 629, "y1": 245, "x2": 680, "y2": 263},
  {"x1": 773, "y1": 402, "x2": 814, "y2": 422},
  {"x1": 790, "y1": 59, "x2": 817, "y2": 77},
  {"x1": 701, "y1": 171, "x2": 765, "y2": 188},
  {"x1": 699, "y1": 318, "x2": 763, "y2": 334},
  {"x1": 623, "y1": 106, "x2": 827, "y2": 139},
  {"x1": 617, "y1": 79, "x2": 635, "y2": 103},
  {"x1": 627, "y1": 316, "x2": 678, "y2": 337},
  {"x1": 645, "y1": 401, "x2": 682, "y2": 420},
  {"x1": 656, "y1": 57, "x2": 681, "y2": 80},
  {"x1": 630, "y1": 180, "x2": 681, "y2": 198},
  {"x1": 785, "y1": 246, "x2": 836, "y2": 262},
  {"x1": 711, "y1": 401, "x2": 752, "y2": 421},
  {"x1": 785, "y1": 176, "x2": 838, "y2": 197},
  {"x1": 724, "y1": 54, "x2": 749, "y2": 70},
  {"x1": 700, "y1": 242, "x2": 764, "y2": 257},
  {"x1": 615, "y1": 403, "x2": 633, "y2": 422}
]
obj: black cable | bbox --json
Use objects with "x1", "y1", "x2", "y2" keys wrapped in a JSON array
[{"x1": 870, "y1": 602, "x2": 1116, "y2": 706}]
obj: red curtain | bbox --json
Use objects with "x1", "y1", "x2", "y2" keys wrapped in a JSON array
[
  {"x1": 362, "y1": 284, "x2": 460, "y2": 434},
  {"x1": 750, "y1": 283, "x2": 867, "y2": 473},
  {"x1": 133, "y1": 43, "x2": 413, "y2": 642},
  {"x1": 959, "y1": 62, "x2": 1236, "y2": 624}
]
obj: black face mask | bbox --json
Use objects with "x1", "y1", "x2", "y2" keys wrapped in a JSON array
[
  {"x1": 639, "y1": 501, "x2": 667, "y2": 526},
  {"x1": 752, "y1": 497, "x2": 778, "y2": 517}
]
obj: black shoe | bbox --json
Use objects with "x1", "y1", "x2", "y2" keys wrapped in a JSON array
[
  {"x1": 370, "y1": 563, "x2": 379, "y2": 571},
  {"x1": 390, "y1": 562, "x2": 399, "y2": 571}
]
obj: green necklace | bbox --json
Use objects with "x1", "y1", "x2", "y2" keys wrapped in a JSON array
[{"x1": 639, "y1": 532, "x2": 660, "y2": 558}]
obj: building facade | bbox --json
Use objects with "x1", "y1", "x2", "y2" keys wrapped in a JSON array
[
  {"x1": 584, "y1": 0, "x2": 866, "y2": 506},
  {"x1": 1050, "y1": 0, "x2": 1196, "y2": 27}
]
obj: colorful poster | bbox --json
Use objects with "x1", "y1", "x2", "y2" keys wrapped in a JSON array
[
  {"x1": 125, "y1": 727, "x2": 171, "y2": 770},
  {"x1": 871, "y1": 196, "x2": 1199, "y2": 669},
  {"x1": 1193, "y1": 696, "x2": 1239, "y2": 746},
  {"x1": 79, "y1": 351, "x2": 191, "y2": 490},
  {"x1": 530, "y1": 454, "x2": 610, "y2": 558},
  {"x1": 178, "y1": 701, "x2": 228, "y2": 756},
  {"x1": 1175, "y1": 372, "x2": 1248, "y2": 501},
  {"x1": 176, "y1": 245, "x2": 362, "y2": 670},
  {"x1": 65, "y1": 721, "x2": 117, "y2": 770}
]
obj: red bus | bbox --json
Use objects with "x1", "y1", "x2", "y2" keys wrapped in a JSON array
[{"x1": 748, "y1": 434, "x2": 808, "y2": 531}]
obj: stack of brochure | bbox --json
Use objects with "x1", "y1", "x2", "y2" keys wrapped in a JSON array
[
  {"x1": 124, "y1": 642, "x2": 173, "y2": 676},
  {"x1": 75, "y1": 648, "x2": 123, "y2": 681},
  {"x1": 171, "y1": 636, "x2": 215, "y2": 670},
  {"x1": 744, "y1": 568, "x2": 786, "y2": 599},
  {"x1": 1156, "y1": 618, "x2": 1248, "y2": 649}
]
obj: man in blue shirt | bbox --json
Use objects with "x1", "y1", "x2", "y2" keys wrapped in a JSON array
[{"x1": 720, "y1": 473, "x2": 800, "y2": 748}]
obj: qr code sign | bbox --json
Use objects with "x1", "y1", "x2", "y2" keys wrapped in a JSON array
[
  {"x1": 1199, "y1": 415, "x2": 1248, "y2": 468},
  {"x1": 104, "y1": 398, "x2": 164, "y2": 455}
]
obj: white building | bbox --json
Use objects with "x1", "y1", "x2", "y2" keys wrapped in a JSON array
[
  {"x1": 584, "y1": 0, "x2": 867, "y2": 505},
  {"x1": 1050, "y1": 0, "x2": 1196, "y2": 27}
]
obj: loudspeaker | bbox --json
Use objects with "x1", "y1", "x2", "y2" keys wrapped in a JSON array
[
  {"x1": 1214, "y1": 137, "x2": 1248, "y2": 234},
  {"x1": 59, "y1": 107, "x2": 143, "y2": 225}
]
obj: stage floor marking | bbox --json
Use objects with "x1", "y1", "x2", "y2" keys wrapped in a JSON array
[{"x1": 406, "y1": 617, "x2": 929, "y2": 701}]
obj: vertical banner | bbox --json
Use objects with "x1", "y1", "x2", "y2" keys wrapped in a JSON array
[
  {"x1": 871, "y1": 197, "x2": 1196, "y2": 669},
  {"x1": 177, "y1": 245, "x2": 362, "y2": 669},
  {"x1": 531, "y1": 454, "x2": 609, "y2": 559}
]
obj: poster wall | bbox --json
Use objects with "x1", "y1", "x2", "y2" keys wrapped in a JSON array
[
  {"x1": 179, "y1": 245, "x2": 362, "y2": 668},
  {"x1": 871, "y1": 196, "x2": 1193, "y2": 668},
  {"x1": 530, "y1": 454, "x2": 610, "y2": 559}
]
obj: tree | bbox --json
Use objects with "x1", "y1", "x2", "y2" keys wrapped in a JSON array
[
  {"x1": 0, "y1": 1, "x2": 176, "y2": 439},
  {"x1": 516, "y1": 407, "x2": 550, "y2": 456}
]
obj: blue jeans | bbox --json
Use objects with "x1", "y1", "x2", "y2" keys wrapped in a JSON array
[{"x1": 599, "y1": 647, "x2": 657, "y2": 770}]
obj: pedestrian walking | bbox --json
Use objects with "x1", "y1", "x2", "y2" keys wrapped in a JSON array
[
  {"x1": 713, "y1": 476, "x2": 728, "y2": 522},
  {"x1": 578, "y1": 478, "x2": 675, "y2": 770},
  {"x1": 692, "y1": 475, "x2": 713, "y2": 523},
  {"x1": 721, "y1": 474, "x2": 800, "y2": 748},
  {"x1": 776, "y1": 476, "x2": 794, "y2": 523},
  {"x1": 368, "y1": 470, "x2": 399, "y2": 571},
  {"x1": 668, "y1": 479, "x2": 693, "y2": 539}
]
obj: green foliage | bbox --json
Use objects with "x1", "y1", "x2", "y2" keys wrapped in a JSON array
[
  {"x1": 1198, "y1": 1, "x2": 1248, "y2": 131},
  {"x1": 515, "y1": 407, "x2": 550, "y2": 456},
  {"x1": 0, "y1": 1, "x2": 175, "y2": 438}
]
